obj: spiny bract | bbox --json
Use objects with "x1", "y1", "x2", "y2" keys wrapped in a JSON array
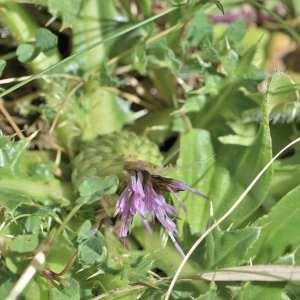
[{"x1": 72, "y1": 131, "x2": 163, "y2": 187}]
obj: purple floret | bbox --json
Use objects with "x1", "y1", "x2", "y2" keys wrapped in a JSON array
[{"x1": 114, "y1": 167, "x2": 207, "y2": 257}]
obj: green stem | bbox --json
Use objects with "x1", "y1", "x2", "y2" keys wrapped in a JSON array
[{"x1": 72, "y1": 0, "x2": 116, "y2": 70}]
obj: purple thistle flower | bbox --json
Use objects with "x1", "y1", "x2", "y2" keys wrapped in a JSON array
[{"x1": 114, "y1": 161, "x2": 207, "y2": 257}]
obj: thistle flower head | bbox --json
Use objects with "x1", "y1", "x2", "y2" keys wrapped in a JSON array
[{"x1": 114, "y1": 161, "x2": 207, "y2": 256}]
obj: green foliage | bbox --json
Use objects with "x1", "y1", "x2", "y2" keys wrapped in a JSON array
[
  {"x1": 184, "y1": 11, "x2": 213, "y2": 48},
  {"x1": 78, "y1": 176, "x2": 118, "y2": 198},
  {"x1": 177, "y1": 129, "x2": 214, "y2": 234},
  {"x1": 211, "y1": 99, "x2": 272, "y2": 228},
  {"x1": 249, "y1": 185, "x2": 300, "y2": 263},
  {"x1": 0, "y1": 136, "x2": 71, "y2": 210},
  {"x1": 197, "y1": 284, "x2": 219, "y2": 299},
  {"x1": 77, "y1": 221, "x2": 106, "y2": 265},
  {"x1": 8, "y1": 234, "x2": 39, "y2": 253},
  {"x1": 16, "y1": 28, "x2": 57, "y2": 63},
  {"x1": 36, "y1": 28, "x2": 58, "y2": 52},
  {"x1": 1, "y1": 0, "x2": 300, "y2": 299},
  {"x1": 234, "y1": 284, "x2": 287, "y2": 300},
  {"x1": 47, "y1": 0, "x2": 82, "y2": 29},
  {"x1": 201, "y1": 226, "x2": 260, "y2": 269},
  {"x1": 50, "y1": 278, "x2": 80, "y2": 300},
  {"x1": 16, "y1": 43, "x2": 38, "y2": 63}
]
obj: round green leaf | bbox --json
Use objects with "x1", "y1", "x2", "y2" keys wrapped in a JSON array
[{"x1": 16, "y1": 43, "x2": 38, "y2": 63}]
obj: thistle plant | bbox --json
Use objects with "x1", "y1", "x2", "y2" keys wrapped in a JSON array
[
  {"x1": 1, "y1": 0, "x2": 300, "y2": 299},
  {"x1": 115, "y1": 160, "x2": 207, "y2": 256},
  {"x1": 73, "y1": 131, "x2": 207, "y2": 255}
]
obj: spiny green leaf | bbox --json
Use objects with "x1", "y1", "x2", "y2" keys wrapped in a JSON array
[
  {"x1": 249, "y1": 185, "x2": 300, "y2": 263},
  {"x1": 267, "y1": 73, "x2": 300, "y2": 124},
  {"x1": 201, "y1": 226, "x2": 261, "y2": 269},
  {"x1": 213, "y1": 98, "x2": 272, "y2": 227},
  {"x1": 243, "y1": 73, "x2": 299, "y2": 124},
  {"x1": 0, "y1": 136, "x2": 71, "y2": 209},
  {"x1": 270, "y1": 163, "x2": 300, "y2": 200}
]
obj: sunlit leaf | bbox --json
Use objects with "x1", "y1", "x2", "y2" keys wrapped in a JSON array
[
  {"x1": 197, "y1": 283, "x2": 219, "y2": 299},
  {"x1": 177, "y1": 129, "x2": 215, "y2": 234},
  {"x1": 234, "y1": 283, "x2": 289, "y2": 300},
  {"x1": 78, "y1": 175, "x2": 118, "y2": 198},
  {"x1": 48, "y1": 0, "x2": 82, "y2": 29},
  {"x1": 249, "y1": 185, "x2": 300, "y2": 263},
  {"x1": 77, "y1": 220, "x2": 107, "y2": 265},
  {"x1": 183, "y1": 11, "x2": 213, "y2": 48},
  {"x1": 16, "y1": 43, "x2": 39, "y2": 63},
  {"x1": 0, "y1": 136, "x2": 71, "y2": 210},
  {"x1": 201, "y1": 226, "x2": 261, "y2": 269},
  {"x1": 212, "y1": 98, "x2": 272, "y2": 227},
  {"x1": 225, "y1": 21, "x2": 247, "y2": 46},
  {"x1": 50, "y1": 278, "x2": 80, "y2": 300},
  {"x1": 36, "y1": 28, "x2": 58, "y2": 52},
  {"x1": 8, "y1": 234, "x2": 39, "y2": 253}
]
